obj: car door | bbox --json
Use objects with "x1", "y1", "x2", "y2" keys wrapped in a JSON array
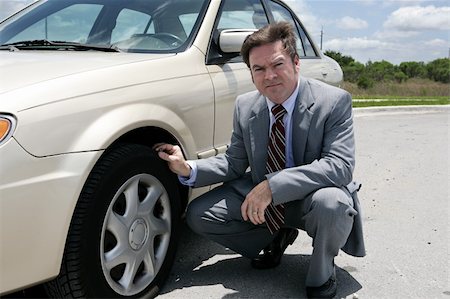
[{"x1": 205, "y1": 0, "x2": 269, "y2": 155}]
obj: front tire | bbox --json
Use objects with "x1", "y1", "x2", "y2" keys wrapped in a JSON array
[{"x1": 46, "y1": 143, "x2": 181, "y2": 298}]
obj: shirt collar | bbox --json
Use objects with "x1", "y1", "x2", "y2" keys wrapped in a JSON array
[{"x1": 265, "y1": 81, "x2": 299, "y2": 117}]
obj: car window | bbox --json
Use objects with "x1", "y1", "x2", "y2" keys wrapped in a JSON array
[
  {"x1": 111, "y1": 10, "x2": 200, "y2": 48},
  {"x1": 0, "y1": 0, "x2": 208, "y2": 53},
  {"x1": 217, "y1": 0, "x2": 268, "y2": 30},
  {"x1": 110, "y1": 1, "x2": 207, "y2": 52},
  {"x1": 179, "y1": 13, "x2": 200, "y2": 34},
  {"x1": 207, "y1": 0, "x2": 268, "y2": 64},
  {"x1": 268, "y1": 0, "x2": 317, "y2": 57},
  {"x1": 7, "y1": 4, "x2": 103, "y2": 44},
  {"x1": 111, "y1": 9, "x2": 153, "y2": 44}
]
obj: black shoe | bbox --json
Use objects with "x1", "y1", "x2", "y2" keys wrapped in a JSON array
[
  {"x1": 305, "y1": 272, "x2": 337, "y2": 299},
  {"x1": 251, "y1": 228, "x2": 298, "y2": 269}
]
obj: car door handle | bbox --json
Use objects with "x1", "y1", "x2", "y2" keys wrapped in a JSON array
[
  {"x1": 215, "y1": 145, "x2": 228, "y2": 154},
  {"x1": 197, "y1": 149, "x2": 216, "y2": 159}
]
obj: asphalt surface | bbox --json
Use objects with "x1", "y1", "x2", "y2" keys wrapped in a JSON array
[
  {"x1": 157, "y1": 106, "x2": 450, "y2": 299},
  {"x1": 5, "y1": 106, "x2": 449, "y2": 299}
]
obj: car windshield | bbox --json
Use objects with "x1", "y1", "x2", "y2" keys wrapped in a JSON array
[{"x1": 0, "y1": 0, "x2": 209, "y2": 53}]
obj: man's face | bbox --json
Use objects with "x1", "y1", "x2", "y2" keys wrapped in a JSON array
[{"x1": 249, "y1": 40, "x2": 300, "y2": 104}]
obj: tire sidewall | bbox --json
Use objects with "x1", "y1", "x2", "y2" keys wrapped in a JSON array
[{"x1": 81, "y1": 144, "x2": 180, "y2": 298}]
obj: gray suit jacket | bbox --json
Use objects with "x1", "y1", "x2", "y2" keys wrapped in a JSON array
[{"x1": 194, "y1": 76, "x2": 365, "y2": 257}]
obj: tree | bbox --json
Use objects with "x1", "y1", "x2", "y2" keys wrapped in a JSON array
[
  {"x1": 365, "y1": 60, "x2": 396, "y2": 81},
  {"x1": 324, "y1": 50, "x2": 449, "y2": 85},
  {"x1": 399, "y1": 61, "x2": 427, "y2": 79},
  {"x1": 426, "y1": 58, "x2": 450, "y2": 83},
  {"x1": 394, "y1": 71, "x2": 408, "y2": 83},
  {"x1": 342, "y1": 61, "x2": 365, "y2": 83},
  {"x1": 324, "y1": 50, "x2": 355, "y2": 67},
  {"x1": 357, "y1": 76, "x2": 374, "y2": 89}
]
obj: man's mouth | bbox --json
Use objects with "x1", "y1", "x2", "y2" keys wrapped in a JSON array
[{"x1": 266, "y1": 83, "x2": 281, "y2": 88}]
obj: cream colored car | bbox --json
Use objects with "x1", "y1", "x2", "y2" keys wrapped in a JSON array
[{"x1": 0, "y1": 0, "x2": 342, "y2": 297}]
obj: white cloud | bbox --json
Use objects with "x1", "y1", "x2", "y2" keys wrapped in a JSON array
[
  {"x1": 381, "y1": 0, "x2": 427, "y2": 8},
  {"x1": 425, "y1": 38, "x2": 450, "y2": 47},
  {"x1": 0, "y1": 0, "x2": 35, "y2": 20},
  {"x1": 358, "y1": 0, "x2": 377, "y2": 6},
  {"x1": 423, "y1": 39, "x2": 450, "y2": 59},
  {"x1": 323, "y1": 37, "x2": 397, "y2": 63},
  {"x1": 337, "y1": 16, "x2": 368, "y2": 30},
  {"x1": 284, "y1": 0, "x2": 318, "y2": 29},
  {"x1": 324, "y1": 35, "x2": 448, "y2": 64},
  {"x1": 374, "y1": 29, "x2": 419, "y2": 40},
  {"x1": 383, "y1": 5, "x2": 450, "y2": 31},
  {"x1": 283, "y1": 0, "x2": 325, "y2": 43},
  {"x1": 325, "y1": 37, "x2": 390, "y2": 51}
]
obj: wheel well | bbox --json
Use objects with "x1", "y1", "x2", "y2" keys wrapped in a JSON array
[{"x1": 109, "y1": 126, "x2": 189, "y2": 211}]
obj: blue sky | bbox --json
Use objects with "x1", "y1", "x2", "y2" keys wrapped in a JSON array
[
  {"x1": 1, "y1": 0, "x2": 449, "y2": 64},
  {"x1": 285, "y1": 0, "x2": 450, "y2": 64}
]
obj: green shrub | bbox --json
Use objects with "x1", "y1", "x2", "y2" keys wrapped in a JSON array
[
  {"x1": 394, "y1": 71, "x2": 408, "y2": 83},
  {"x1": 426, "y1": 58, "x2": 450, "y2": 83},
  {"x1": 357, "y1": 76, "x2": 374, "y2": 89},
  {"x1": 343, "y1": 61, "x2": 365, "y2": 83}
]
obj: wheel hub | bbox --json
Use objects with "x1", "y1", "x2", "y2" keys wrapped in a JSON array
[{"x1": 129, "y1": 218, "x2": 148, "y2": 250}]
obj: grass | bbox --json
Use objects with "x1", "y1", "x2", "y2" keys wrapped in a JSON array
[
  {"x1": 353, "y1": 98, "x2": 450, "y2": 108},
  {"x1": 342, "y1": 78, "x2": 449, "y2": 107}
]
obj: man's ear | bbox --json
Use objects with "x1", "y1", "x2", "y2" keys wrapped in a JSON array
[
  {"x1": 250, "y1": 71, "x2": 255, "y2": 83},
  {"x1": 294, "y1": 55, "x2": 300, "y2": 72}
]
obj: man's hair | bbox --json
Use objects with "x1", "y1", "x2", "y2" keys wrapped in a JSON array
[{"x1": 241, "y1": 21, "x2": 298, "y2": 68}]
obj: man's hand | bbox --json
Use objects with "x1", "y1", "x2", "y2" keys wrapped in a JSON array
[
  {"x1": 241, "y1": 180, "x2": 273, "y2": 225},
  {"x1": 153, "y1": 143, "x2": 191, "y2": 177}
]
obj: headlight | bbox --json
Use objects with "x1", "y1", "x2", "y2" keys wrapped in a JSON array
[{"x1": 0, "y1": 114, "x2": 17, "y2": 146}]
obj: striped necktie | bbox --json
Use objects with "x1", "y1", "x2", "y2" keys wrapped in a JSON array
[{"x1": 265, "y1": 104, "x2": 287, "y2": 234}]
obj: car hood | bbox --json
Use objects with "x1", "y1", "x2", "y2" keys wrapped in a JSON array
[{"x1": 0, "y1": 51, "x2": 174, "y2": 110}]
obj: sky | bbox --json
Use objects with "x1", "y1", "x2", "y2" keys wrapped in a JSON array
[{"x1": 0, "y1": 0, "x2": 449, "y2": 64}]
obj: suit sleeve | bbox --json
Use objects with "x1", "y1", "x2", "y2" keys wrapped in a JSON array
[
  {"x1": 194, "y1": 98, "x2": 250, "y2": 187},
  {"x1": 267, "y1": 91, "x2": 355, "y2": 205}
]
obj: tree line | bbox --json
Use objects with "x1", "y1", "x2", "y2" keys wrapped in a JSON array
[{"x1": 324, "y1": 50, "x2": 450, "y2": 89}]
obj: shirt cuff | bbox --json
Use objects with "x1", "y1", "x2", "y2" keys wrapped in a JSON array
[{"x1": 178, "y1": 160, "x2": 197, "y2": 186}]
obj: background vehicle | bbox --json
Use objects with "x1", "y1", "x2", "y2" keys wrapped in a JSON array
[{"x1": 0, "y1": 0, "x2": 343, "y2": 297}]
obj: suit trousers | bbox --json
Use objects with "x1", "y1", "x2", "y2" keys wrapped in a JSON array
[{"x1": 185, "y1": 175, "x2": 357, "y2": 287}]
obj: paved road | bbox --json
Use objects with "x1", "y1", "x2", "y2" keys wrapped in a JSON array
[
  {"x1": 6, "y1": 107, "x2": 449, "y2": 298},
  {"x1": 157, "y1": 107, "x2": 450, "y2": 299}
]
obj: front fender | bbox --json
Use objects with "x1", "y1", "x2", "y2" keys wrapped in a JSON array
[
  {"x1": 73, "y1": 103, "x2": 197, "y2": 159},
  {"x1": 13, "y1": 76, "x2": 214, "y2": 158}
]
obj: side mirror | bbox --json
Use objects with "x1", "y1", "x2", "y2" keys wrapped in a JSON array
[{"x1": 218, "y1": 29, "x2": 257, "y2": 54}]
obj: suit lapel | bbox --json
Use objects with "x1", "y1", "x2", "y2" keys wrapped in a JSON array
[
  {"x1": 292, "y1": 78, "x2": 315, "y2": 165},
  {"x1": 247, "y1": 78, "x2": 315, "y2": 178},
  {"x1": 249, "y1": 96, "x2": 269, "y2": 181}
]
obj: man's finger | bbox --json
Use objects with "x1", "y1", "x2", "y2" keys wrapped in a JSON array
[
  {"x1": 251, "y1": 207, "x2": 259, "y2": 224},
  {"x1": 154, "y1": 143, "x2": 173, "y2": 153},
  {"x1": 257, "y1": 210, "x2": 266, "y2": 224},
  {"x1": 157, "y1": 150, "x2": 171, "y2": 161},
  {"x1": 152, "y1": 142, "x2": 165, "y2": 150},
  {"x1": 249, "y1": 209, "x2": 258, "y2": 225},
  {"x1": 153, "y1": 143, "x2": 167, "y2": 150},
  {"x1": 241, "y1": 200, "x2": 249, "y2": 221}
]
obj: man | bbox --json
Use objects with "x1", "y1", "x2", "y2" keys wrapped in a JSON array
[{"x1": 155, "y1": 22, "x2": 365, "y2": 298}]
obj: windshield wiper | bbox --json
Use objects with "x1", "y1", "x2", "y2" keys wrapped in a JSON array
[{"x1": 0, "y1": 39, "x2": 120, "y2": 52}]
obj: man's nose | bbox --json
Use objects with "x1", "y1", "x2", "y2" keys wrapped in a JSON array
[{"x1": 264, "y1": 67, "x2": 277, "y2": 80}]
